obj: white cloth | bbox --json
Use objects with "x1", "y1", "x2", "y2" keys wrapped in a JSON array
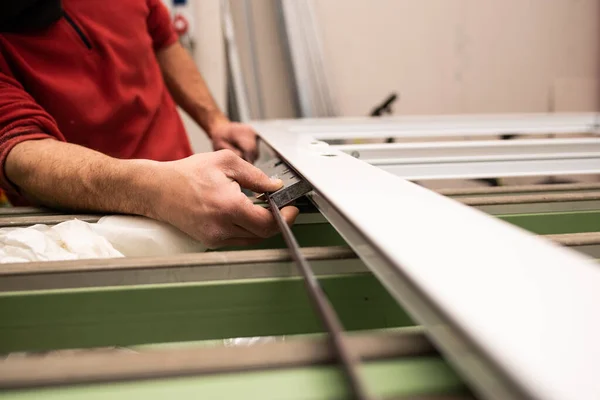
[
  {"x1": 0, "y1": 219, "x2": 123, "y2": 263},
  {"x1": 91, "y1": 215, "x2": 206, "y2": 257},
  {"x1": 0, "y1": 216, "x2": 206, "y2": 263}
]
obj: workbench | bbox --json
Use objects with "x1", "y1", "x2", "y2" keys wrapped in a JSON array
[{"x1": 1, "y1": 113, "x2": 599, "y2": 400}]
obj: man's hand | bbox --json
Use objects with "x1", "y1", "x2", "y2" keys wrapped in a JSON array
[
  {"x1": 209, "y1": 121, "x2": 259, "y2": 164},
  {"x1": 154, "y1": 149, "x2": 298, "y2": 248},
  {"x1": 7, "y1": 140, "x2": 293, "y2": 249}
]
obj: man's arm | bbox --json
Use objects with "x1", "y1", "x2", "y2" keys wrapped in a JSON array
[
  {"x1": 6, "y1": 139, "x2": 157, "y2": 216},
  {"x1": 157, "y1": 41, "x2": 227, "y2": 136},
  {"x1": 156, "y1": 42, "x2": 259, "y2": 163},
  {"x1": 6, "y1": 140, "x2": 298, "y2": 248},
  {"x1": 0, "y1": 45, "x2": 296, "y2": 249}
]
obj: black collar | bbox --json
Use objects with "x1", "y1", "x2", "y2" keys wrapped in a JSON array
[{"x1": 0, "y1": 0, "x2": 63, "y2": 33}]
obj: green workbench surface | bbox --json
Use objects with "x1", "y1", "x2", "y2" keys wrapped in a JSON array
[
  {"x1": 498, "y1": 210, "x2": 600, "y2": 235},
  {"x1": 2, "y1": 209, "x2": 597, "y2": 353},
  {"x1": 0, "y1": 273, "x2": 414, "y2": 354},
  {"x1": 0, "y1": 357, "x2": 466, "y2": 400},
  {"x1": 221, "y1": 209, "x2": 600, "y2": 251}
]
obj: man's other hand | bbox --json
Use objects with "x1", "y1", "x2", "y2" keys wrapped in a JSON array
[
  {"x1": 155, "y1": 149, "x2": 298, "y2": 248},
  {"x1": 209, "y1": 121, "x2": 259, "y2": 164}
]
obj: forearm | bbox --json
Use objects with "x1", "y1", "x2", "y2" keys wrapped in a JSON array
[
  {"x1": 157, "y1": 42, "x2": 227, "y2": 136},
  {"x1": 4, "y1": 140, "x2": 297, "y2": 248},
  {"x1": 5, "y1": 139, "x2": 161, "y2": 217}
]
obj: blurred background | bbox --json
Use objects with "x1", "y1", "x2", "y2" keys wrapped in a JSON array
[{"x1": 162, "y1": 0, "x2": 600, "y2": 152}]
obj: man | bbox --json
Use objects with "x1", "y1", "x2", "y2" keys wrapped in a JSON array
[{"x1": 0, "y1": 0, "x2": 298, "y2": 248}]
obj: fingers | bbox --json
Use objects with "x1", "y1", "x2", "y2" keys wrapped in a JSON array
[
  {"x1": 234, "y1": 203, "x2": 276, "y2": 238},
  {"x1": 234, "y1": 200, "x2": 300, "y2": 239},
  {"x1": 199, "y1": 204, "x2": 300, "y2": 249},
  {"x1": 170, "y1": 148, "x2": 297, "y2": 250},
  {"x1": 203, "y1": 223, "x2": 261, "y2": 249},
  {"x1": 230, "y1": 224, "x2": 261, "y2": 238},
  {"x1": 279, "y1": 206, "x2": 300, "y2": 227},
  {"x1": 204, "y1": 207, "x2": 298, "y2": 249},
  {"x1": 218, "y1": 150, "x2": 283, "y2": 193}
]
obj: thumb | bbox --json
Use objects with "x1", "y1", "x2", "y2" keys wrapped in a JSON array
[{"x1": 224, "y1": 156, "x2": 284, "y2": 193}]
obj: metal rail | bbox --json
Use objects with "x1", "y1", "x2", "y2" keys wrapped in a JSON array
[
  {"x1": 544, "y1": 232, "x2": 600, "y2": 247},
  {"x1": 0, "y1": 246, "x2": 356, "y2": 277},
  {"x1": 266, "y1": 194, "x2": 373, "y2": 400},
  {"x1": 0, "y1": 247, "x2": 364, "y2": 292},
  {"x1": 0, "y1": 211, "x2": 324, "y2": 227},
  {"x1": 0, "y1": 329, "x2": 433, "y2": 389},
  {"x1": 457, "y1": 191, "x2": 600, "y2": 206},
  {"x1": 0, "y1": 206, "x2": 58, "y2": 216},
  {"x1": 0, "y1": 214, "x2": 100, "y2": 228},
  {"x1": 437, "y1": 182, "x2": 600, "y2": 196},
  {"x1": 1, "y1": 232, "x2": 596, "y2": 279},
  {"x1": 0, "y1": 231, "x2": 596, "y2": 292}
]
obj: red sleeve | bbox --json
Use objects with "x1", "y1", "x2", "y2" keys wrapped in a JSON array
[
  {"x1": 0, "y1": 53, "x2": 65, "y2": 194},
  {"x1": 147, "y1": 0, "x2": 179, "y2": 51}
]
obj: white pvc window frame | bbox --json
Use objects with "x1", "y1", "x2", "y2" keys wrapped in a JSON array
[{"x1": 253, "y1": 112, "x2": 600, "y2": 400}]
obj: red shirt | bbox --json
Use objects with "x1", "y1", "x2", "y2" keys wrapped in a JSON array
[{"x1": 0, "y1": 0, "x2": 193, "y2": 202}]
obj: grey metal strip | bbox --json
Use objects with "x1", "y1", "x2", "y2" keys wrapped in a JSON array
[
  {"x1": 0, "y1": 258, "x2": 366, "y2": 292},
  {"x1": 476, "y1": 201, "x2": 600, "y2": 215},
  {"x1": 458, "y1": 191, "x2": 600, "y2": 206},
  {"x1": 0, "y1": 212, "x2": 325, "y2": 229},
  {"x1": 0, "y1": 329, "x2": 434, "y2": 389},
  {"x1": 544, "y1": 232, "x2": 600, "y2": 246},
  {"x1": 0, "y1": 247, "x2": 363, "y2": 292},
  {"x1": 1, "y1": 230, "x2": 596, "y2": 292},
  {"x1": 0, "y1": 214, "x2": 101, "y2": 228},
  {"x1": 0, "y1": 207, "x2": 57, "y2": 216},
  {"x1": 0, "y1": 246, "x2": 355, "y2": 277},
  {"x1": 437, "y1": 182, "x2": 600, "y2": 197}
]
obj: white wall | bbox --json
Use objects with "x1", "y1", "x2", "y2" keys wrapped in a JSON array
[
  {"x1": 228, "y1": 0, "x2": 600, "y2": 119},
  {"x1": 180, "y1": 0, "x2": 600, "y2": 153},
  {"x1": 315, "y1": 0, "x2": 600, "y2": 116}
]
